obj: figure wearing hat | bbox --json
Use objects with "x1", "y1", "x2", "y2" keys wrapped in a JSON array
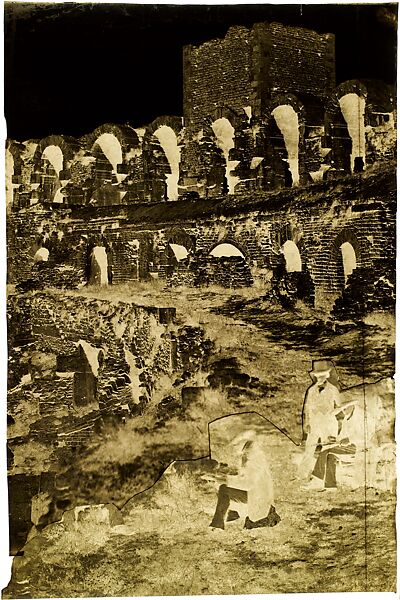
[
  {"x1": 297, "y1": 359, "x2": 341, "y2": 482},
  {"x1": 209, "y1": 430, "x2": 281, "y2": 530},
  {"x1": 302, "y1": 359, "x2": 341, "y2": 449}
]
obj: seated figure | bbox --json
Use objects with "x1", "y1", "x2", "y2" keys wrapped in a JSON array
[{"x1": 209, "y1": 430, "x2": 281, "y2": 530}]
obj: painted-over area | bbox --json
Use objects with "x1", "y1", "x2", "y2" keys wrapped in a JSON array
[
  {"x1": 212, "y1": 118, "x2": 240, "y2": 194},
  {"x1": 154, "y1": 126, "x2": 181, "y2": 201},
  {"x1": 93, "y1": 133, "x2": 126, "y2": 183},
  {"x1": 272, "y1": 105, "x2": 300, "y2": 186},
  {"x1": 339, "y1": 94, "x2": 366, "y2": 172}
]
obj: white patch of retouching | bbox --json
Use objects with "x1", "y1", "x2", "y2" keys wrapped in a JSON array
[
  {"x1": 154, "y1": 126, "x2": 181, "y2": 200},
  {"x1": 211, "y1": 118, "x2": 240, "y2": 194},
  {"x1": 272, "y1": 105, "x2": 300, "y2": 185},
  {"x1": 210, "y1": 243, "x2": 245, "y2": 258},
  {"x1": 339, "y1": 93, "x2": 366, "y2": 171},
  {"x1": 42, "y1": 145, "x2": 63, "y2": 176}
]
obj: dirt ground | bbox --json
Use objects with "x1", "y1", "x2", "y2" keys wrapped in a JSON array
[
  {"x1": 4, "y1": 284, "x2": 396, "y2": 597},
  {"x1": 5, "y1": 430, "x2": 396, "y2": 597}
]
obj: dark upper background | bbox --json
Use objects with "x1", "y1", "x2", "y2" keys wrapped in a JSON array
[{"x1": 4, "y1": 2, "x2": 398, "y2": 141}]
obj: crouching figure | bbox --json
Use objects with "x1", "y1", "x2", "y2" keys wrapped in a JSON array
[{"x1": 209, "y1": 430, "x2": 281, "y2": 530}]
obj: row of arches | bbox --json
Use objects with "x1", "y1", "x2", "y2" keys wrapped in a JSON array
[
  {"x1": 280, "y1": 239, "x2": 356, "y2": 284},
  {"x1": 78, "y1": 237, "x2": 358, "y2": 303},
  {"x1": 7, "y1": 121, "x2": 183, "y2": 207},
  {"x1": 161, "y1": 235, "x2": 358, "y2": 294},
  {"x1": 8, "y1": 77, "x2": 394, "y2": 209},
  {"x1": 26, "y1": 222, "x2": 363, "y2": 310},
  {"x1": 28, "y1": 215, "x2": 361, "y2": 291},
  {"x1": 207, "y1": 90, "x2": 368, "y2": 195}
]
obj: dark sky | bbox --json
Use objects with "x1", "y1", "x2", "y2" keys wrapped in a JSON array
[{"x1": 4, "y1": 2, "x2": 398, "y2": 141}]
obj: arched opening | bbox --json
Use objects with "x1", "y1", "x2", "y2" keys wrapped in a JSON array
[
  {"x1": 89, "y1": 246, "x2": 109, "y2": 286},
  {"x1": 162, "y1": 242, "x2": 191, "y2": 282},
  {"x1": 154, "y1": 126, "x2": 181, "y2": 201},
  {"x1": 272, "y1": 105, "x2": 300, "y2": 186},
  {"x1": 42, "y1": 145, "x2": 63, "y2": 175},
  {"x1": 211, "y1": 118, "x2": 240, "y2": 194},
  {"x1": 74, "y1": 341, "x2": 100, "y2": 406},
  {"x1": 169, "y1": 243, "x2": 189, "y2": 262},
  {"x1": 281, "y1": 240, "x2": 302, "y2": 272},
  {"x1": 210, "y1": 243, "x2": 245, "y2": 258},
  {"x1": 206, "y1": 243, "x2": 252, "y2": 287},
  {"x1": 92, "y1": 133, "x2": 125, "y2": 185},
  {"x1": 272, "y1": 242, "x2": 314, "y2": 307},
  {"x1": 339, "y1": 94, "x2": 366, "y2": 172},
  {"x1": 40, "y1": 145, "x2": 64, "y2": 202},
  {"x1": 340, "y1": 242, "x2": 357, "y2": 284}
]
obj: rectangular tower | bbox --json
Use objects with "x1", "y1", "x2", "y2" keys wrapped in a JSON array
[{"x1": 183, "y1": 21, "x2": 336, "y2": 130}]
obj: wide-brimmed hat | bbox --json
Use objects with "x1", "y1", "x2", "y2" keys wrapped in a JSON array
[
  {"x1": 310, "y1": 359, "x2": 334, "y2": 374},
  {"x1": 309, "y1": 359, "x2": 340, "y2": 388}
]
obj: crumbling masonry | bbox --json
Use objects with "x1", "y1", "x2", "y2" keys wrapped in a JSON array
[
  {"x1": 5, "y1": 19, "x2": 396, "y2": 553},
  {"x1": 6, "y1": 21, "x2": 396, "y2": 308}
]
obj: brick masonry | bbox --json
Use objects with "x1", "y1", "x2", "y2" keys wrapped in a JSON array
[
  {"x1": 7, "y1": 164, "x2": 396, "y2": 312},
  {"x1": 7, "y1": 292, "x2": 211, "y2": 462},
  {"x1": 6, "y1": 17, "x2": 396, "y2": 558},
  {"x1": 6, "y1": 21, "x2": 396, "y2": 207}
]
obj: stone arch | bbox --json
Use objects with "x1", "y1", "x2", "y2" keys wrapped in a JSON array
[
  {"x1": 262, "y1": 96, "x2": 305, "y2": 189},
  {"x1": 209, "y1": 242, "x2": 246, "y2": 259},
  {"x1": 208, "y1": 237, "x2": 249, "y2": 260},
  {"x1": 211, "y1": 117, "x2": 240, "y2": 194},
  {"x1": 330, "y1": 229, "x2": 360, "y2": 290},
  {"x1": 86, "y1": 123, "x2": 140, "y2": 153},
  {"x1": 86, "y1": 124, "x2": 140, "y2": 182},
  {"x1": 281, "y1": 240, "x2": 302, "y2": 273},
  {"x1": 158, "y1": 228, "x2": 195, "y2": 282},
  {"x1": 340, "y1": 242, "x2": 357, "y2": 284},
  {"x1": 326, "y1": 81, "x2": 368, "y2": 174},
  {"x1": 33, "y1": 135, "x2": 79, "y2": 172},
  {"x1": 272, "y1": 222, "x2": 316, "y2": 306},
  {"x1": 271, "y1": 96, "x2": 305, "y2": 187},
  {"x1": 146, "y1": 116, "x2": 183, "y2": 137},
  {"x1": 153, "y1": 125, "x2": 181, "y2": 200},
  {"x1": 166, "y1": 228, "x2": 195, "y2": 252},
  {"x1": 331, "y1": 228, "x2": 361, "y2": 259},
  {"x1": 275, "y1": 221, "x2": 304, "y2": 252},
  {"x1": 204, "y1": 240, "x2": 253, "y2": 288},
  {"x1": 91, "y1": 133, "x2": 122, "y2": 185},
  {"x1": 269, "y1": 94, "x2": 306, "y2": 123},
  {"x1": 207, "y1": 105, "x2": 243, "y2": 130},
  {"x1": 331, "y1": 81, "x2": 368, "y2": 106},
  {"x1": 32, "y1": 136, "x2": 80, "y2": 203}
]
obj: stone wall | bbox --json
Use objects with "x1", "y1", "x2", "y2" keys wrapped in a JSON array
[
  {"x1": 183, "y1": 26, "x2": 254, "y2": 128},
  {"x1": 7, "y1": 291, "x2": 214, "y2": 469},
  {"x1": 7, "y1": 164, "x2": 396, "y2": 312},
  {"x1": 257, "y1": 22, "x2": 335, "y2": 118},
  {"x1": 183, "y1": 22, "x2": 335, "y2": 130},
  {"x1": 6, "y1": 21, "x2": 396, "y2": 210}
]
